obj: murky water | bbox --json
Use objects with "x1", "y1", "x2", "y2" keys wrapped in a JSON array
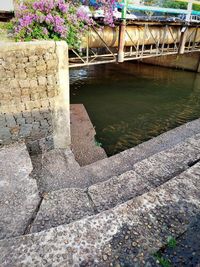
[{"x1": 70, "y1": 62, "x2": 200, "y2": 156}]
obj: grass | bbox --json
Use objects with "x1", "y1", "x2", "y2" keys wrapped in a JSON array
[{"x1": 153, "y1": 236, "x2": 177, "y2": 267}]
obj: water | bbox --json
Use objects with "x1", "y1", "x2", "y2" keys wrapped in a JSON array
[{"x1": 70, "y1": 62, "x2": 200, "y2": 156}]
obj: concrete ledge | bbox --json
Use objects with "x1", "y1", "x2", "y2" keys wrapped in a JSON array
[
  {"x1": 82, "y1": 118, "x2": 200, "y2": 185},
  {"x1": 88, "y1": 134, "x2": 200, "y2": 212},
  {"x1": 28, "y1": 133, "x2": 200, "y2": 233},
  {"x1": 0, "y1": 162, "x2": 200, "y2": 266},
  {"x1": 30, "y1": 188, "x2": 95, "y2": 233},
  {"x1": 0, "y1": 143, "x2": 40, "y2": 240},
  {"x1": 70, "y1": 104, "x2": 107, "y2": 166}
]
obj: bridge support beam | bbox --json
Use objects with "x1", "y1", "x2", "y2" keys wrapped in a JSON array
[
  {"x1": 118, "y1": 20, "x2": 126, "y2": 63},
  {"x1": 178, "y1": 27, "x2": 188, "y2": 54},
  {"x1": 197, "y1": 54, "x2": 200, "y2": 73}
]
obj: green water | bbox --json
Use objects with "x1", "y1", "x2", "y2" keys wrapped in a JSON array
[{"x1": 70, "y1": 62, "x2": 200, "y2": 156}]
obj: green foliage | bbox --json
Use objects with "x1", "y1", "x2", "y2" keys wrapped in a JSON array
[
  {"x1": 167, "y1": 236, "x2": 177, "y2": 249},
  {"x1": 154, "y1": 252, "x2": 171, "y2": 267},
  {"x1": 162, "y1": 0, "x2": 187, "y2": 10},
  {"x1": 94, "y1": 137, "x2": 102, "y2": 147}
]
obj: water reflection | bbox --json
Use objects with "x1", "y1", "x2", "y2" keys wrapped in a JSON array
[{"x1": 70, "y1": 63, "x2": 200, "y2": 156}]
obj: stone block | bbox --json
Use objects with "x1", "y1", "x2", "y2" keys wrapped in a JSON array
[
  {"x1": 47, "y1": 75, "x2": 56, "y2": 86},
  {"x1": 29, "y1": 55, "x2": 38, "y2": 62},
  {"x1": 43, "y1": 53, "x2": 54, "y2": 61},
  {"x1": 10, "y1": 126, "x2": 20, "y2": 135},
  {"x1": 29, "y1": 79, "x2": 38, "y2": 88},
  {"x1": 36, "y1": 65, "x2": 46, "y2": 72},
  {"x1": 21, "y1": 88, "x2": 30, "y2": 96},
  {"x1": 14, "y1": 70, "x2": 27, "y2": 79},
  {"x1": 36, "y1": 59, "x2": 45, "y2": 66},
  {"x1": 31, "y1": 188, "x2": 94, "y2": 233},
  {"x1": 16, "y1": 117, "x2": 26, "y2": 126},
  {"x1": 47, "y1": 60, "x2": 57, "y2": 70},
  {"x1": 47, "y1": 90, "x2": 56, "y2": 98},
  {"x1": 6, "y1": 71, "x2": 14, "y2": 78},
  {"x1": 0, "y1": 143, "x2": 40, "y2": 240},
  {"x1": 31, "y1": 93, "x2": 40, "y2": 101},
  {"x1": 38, "y1": 76, "x2": 47, "y2": 86},
  {"x1": 25, "y1": 117, "x2": 34, "y2": 124},
  {"x1": 88, "y1": 170, "x2": 149, "y2": 212},
  {"x1": 16, "y1": 63, "x2": 25, "y2": 69},
  {"x1": 21, "y1": 96, "x2": 31, "y2": 102},
  {"x1": 9, "y1": 79, "x2": 19, "y2": 89},
  {"x1": 19, "y1": 80, "x2": 30, "y2": 88},
  {"x1": 25, "y1": 67, "x2": 36, "y2": 75},
  {"x1": 19, "y1": 124, "x2": 32, "y2": 137},
  {"x1": 26, "y1": 62, "x2": 36, "y2": 68},
  {"x1": 5, "y1": 115, "x2": 16, "y2": 128},
  {"x1": 2, "y1": 62, "x2": 16, "y2": 71},
  {"x1": 41, "y1": 99, "x2": 50, "y2": 109},
  {"x1": 39, "y1": 91, "x2": 47, "y2": 99},
  {"x1": 0, "y1": 127, "x2": 11, "y2": 141}
]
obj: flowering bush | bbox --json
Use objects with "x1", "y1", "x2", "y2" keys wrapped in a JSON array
[
  {"x1": 10, "y1": 0, "x2": 94, "y2": 48},
  {"x1": 96, "y1": 0, "x2": 116, "y2": 26}
]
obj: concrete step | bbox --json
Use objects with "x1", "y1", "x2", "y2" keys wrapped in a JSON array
[
  {"x1": 70, "y1": 104, "x2": 107, "y2": 166},
  {"x1": 1, "y1": 161, "x2": 200, "y2": 266},
  {"x1": 32, "y1": 148, "x2": 84, "y2": 193},
  {"x1": 33, "y1": 118, "x2": 200, "y2": 192},
  {"x1": 30, "y1": 133, "x2": 200, "y2": 233},
  {"x1": 81, "y1": 118, "x2": 200, "y2": 186},
  {"x1": 0, "y1": 143, "x2": 40, "y2": 241}
]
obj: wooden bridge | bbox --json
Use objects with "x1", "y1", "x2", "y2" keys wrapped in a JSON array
[{"x1": 69, "y1": 21, "x2": 200, "y2": 68}]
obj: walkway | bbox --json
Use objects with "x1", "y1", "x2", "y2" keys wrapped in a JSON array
[{"x1": 0, "y1": 119, "x2": 200, "y2": 266}]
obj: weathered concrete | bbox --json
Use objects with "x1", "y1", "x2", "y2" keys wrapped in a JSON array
[
  {"x1": 32, "y1": 119, "x2": 200, "y2": 193},
  {"x1": 30, "y1": 188, "x2": 95, "y2": 233},
  {"x1": 25, "y1": 133, "x2": 200, "y2": 233},
  {"x1": 82, "y1": 118, "x2": 200, "y2": 185},
  {"x1": 0, "y1": 162, "x2": 200, "y2": 266},
  {"x1": 88, "y1": 134, "x2": 200, "y2": 212},
  {"x1": 142, "y1": 52, "x2": 200, "y2": 72},
  {"x1": 0, "y1": 143, "x2": 40, "y2": 240},
  {"x1": 53, "y1": 41, "x2": 70, "y2": 149},
  {"x1": 33, "y1": 148, "x2": 84, "y2": 193},
  {"x1": 70, "y1": 104, "x2": 107, "y2": 166}
]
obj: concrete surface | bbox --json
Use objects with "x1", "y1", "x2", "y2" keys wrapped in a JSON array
[
  {"x1": 0, "y1": 162, "x2": 200, "y2": 266},
  {"x1": 33, "y1": 148, "x2": 85, "y2": 193},
  {"x1": 0, "y1": 143, "x2": 40, "y2": 240},
  {"x1": 88, "y1": 134, "x2": 200, "y2": 212},
  {"x1": 70, "y1": 104, "x2": 107, "y2": 166},
  {"x1": 82, "y1": 118, "x2": 200, "y2": 185},
  {"x1": 30, "y1": 188, "x2": 95, "y2": 233}
]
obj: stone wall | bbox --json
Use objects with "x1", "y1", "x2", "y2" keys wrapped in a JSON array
[
  {"x1": 141, "y1": 52, "x2": 200, "y2": 72},
  {"x1": 0, "y1": 41, "x2": 70, "y2": 153}
]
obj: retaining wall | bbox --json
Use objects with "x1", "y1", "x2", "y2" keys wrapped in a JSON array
[
  {"x1": 0, "y1": 41, "x2": 70, "y2": 153},
  {"x1": 141, "y1": 52, "x2": 200, "y2": 72}
]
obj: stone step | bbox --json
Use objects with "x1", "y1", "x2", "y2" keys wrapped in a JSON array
[
  {"x1": 32, "y1": 148, "x2": 83, "y2": 193},
  {"x1": 30, "y1": 133, "x2": 200, "y2": 233},
  {"x1": 33, "y1": 118, "x2": 200, "y2": 192},
  {"x1": 0, "y1": 143, "x2": 40, "y2": 241},
  {"x1": 81, "y1": 118, "x2": 200, "y2": 186},
  {"x1": 1, "y1": 161, "x2": 200, "y2": 266}
]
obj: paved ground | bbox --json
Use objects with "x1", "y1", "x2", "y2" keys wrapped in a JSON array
[
  {"x1": 154, "y1": 214, "x2": 200, "y2": 267},
  {"x1": 70, "y1": 104, "x2": 107, "y2": 166}
]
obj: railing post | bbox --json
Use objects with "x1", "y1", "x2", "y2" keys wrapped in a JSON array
[
  {"x1": 118, "y1": 0, "x2": 127, "y2": 63},
  {"x1": 186, "y1": 0, "x2": 193, "y2": 22},
  {"x1": 178, "y1": 26, "x2": 188, "y2": 54}
]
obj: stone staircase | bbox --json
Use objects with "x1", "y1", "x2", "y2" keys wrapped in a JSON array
[{"x1": 0, "y1": 119, "x2": 200, "y2": 266}]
